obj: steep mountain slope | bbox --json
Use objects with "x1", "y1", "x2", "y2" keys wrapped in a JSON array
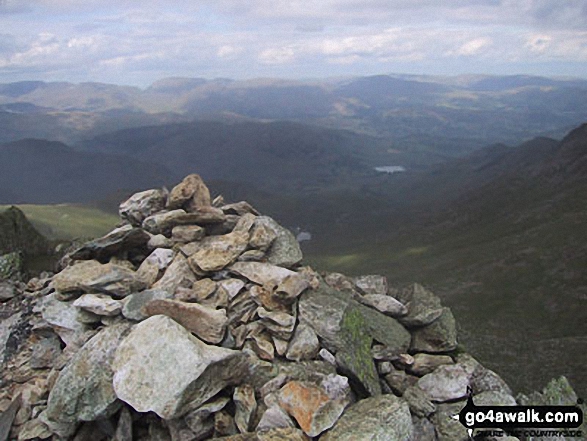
[
  {"x1": 0, "y1": 139, "x2": 170, "y2": 204},
  {"x1": 83, "y1": 120, "x2": 393, "y2": 192},
  {"x1": 305, "y1": 124, "x2": 587, "y2": 396}
]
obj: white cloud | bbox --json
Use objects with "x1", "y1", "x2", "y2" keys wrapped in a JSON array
[
  {"x1": 455, "y1": 38, "x2": 492, "y2": 56},
  {"x1": 258, "y1": 47, "x2": 296, "y2": 64}
]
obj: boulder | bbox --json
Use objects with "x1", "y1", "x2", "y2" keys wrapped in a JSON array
[
  {"x1": 321, "y1": 395, "x2": 413, "y2": 441},
  {"x1": 285, "y1": 324, "x2": 320, "y2": 362},
  {"x1": 69, "y1": 226, "x2": 150, "y2": 261},
  {"x1": 152, "y1": 254, "x2": 196, "y2": 294},
  {"x1": 416, "y1": 364, "x2": 471, "y2": 402},
  {"x1": 52, "y1": 260, "x2": 146, "y2": 299},
  {"x1": 167, "y1": 173, "x2": 211, "y2": 210},
  {"x1": 397, "y1": 283, "x2": 443, "y2": 328},
  {"x1": 358, "y1": 294, "x2": 407, "y2": 317},
  {"x1": 119, "y1": 189, "x2": 167, "y2": 226},
  {"x1": 229, "y1": 262, "x2": 296, "y2": 287},
  {"x1": 410, "y1": 308, "x2": 458, "y2": 353},
  {"x1": 112, "y1": 315, "x2": 248, "y2": 419},
  {"x1": 408, "y1": 353, "x2": 454, "y2": 376}
]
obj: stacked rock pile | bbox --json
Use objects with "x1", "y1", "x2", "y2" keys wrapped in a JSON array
[{"x1": 0, "y1": 174, "x2": 583, "y2": 441}]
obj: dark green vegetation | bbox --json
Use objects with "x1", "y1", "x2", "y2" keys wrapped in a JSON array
[{"x1": 302, "y1": 124, "x2": 587, "y2": 397}]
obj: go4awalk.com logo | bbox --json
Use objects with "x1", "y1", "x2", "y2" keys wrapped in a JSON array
[{"x1": 453, "y1": 389, "x2": 584, "y2": 439}]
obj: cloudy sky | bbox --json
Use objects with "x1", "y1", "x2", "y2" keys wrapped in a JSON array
[{"x1": 0, "y1": 0, "x2": 586, "y2": 86}]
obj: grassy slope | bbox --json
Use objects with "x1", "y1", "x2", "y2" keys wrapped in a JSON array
[
  {"x1": 303, "y1": 177, "x2": 587, "y2": 397},
  {"x1": 0, "y1": 204, "x2": 119, "y2": 241}
]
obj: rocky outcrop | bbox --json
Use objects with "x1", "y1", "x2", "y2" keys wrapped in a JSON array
[{"x1": 0, "y1": 174, "x2": 582, "y2": 441}]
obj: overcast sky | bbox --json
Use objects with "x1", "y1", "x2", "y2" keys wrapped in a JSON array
[{"x1": 0, "y1": 0, "x2": 586, "y2": 86}]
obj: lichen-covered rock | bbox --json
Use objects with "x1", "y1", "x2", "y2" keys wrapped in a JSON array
[
  {"x1": 321, "y1": 395, "x2": 413, "y2": 441},
  {"x1": 188, "y1": 227, "x2": 251, "y2": 273},
  {"x1": 152, "y1": 253, "x2": 196, "y2": 294},
  {"x1": 43, "y1": 323, "x2": 131, "y2": 430},
  {"x1": 278, "y1": 375, "x2": 350, "y2": 437},
  {"x1": 210, "y1": 427, "x2": 309, "y2": 440},
  {"x1": 408, "y1": 353, "x2": 454, "y2": 376},
  {"x1": 0, "y1": 251, "x2": 23, "y2": 280},
  {"x1": 112, "y1": 315, "x2": 248, "y2": 419},
  {"x1": 431, "y1": 401, "x2": 469, "y2": 441}
]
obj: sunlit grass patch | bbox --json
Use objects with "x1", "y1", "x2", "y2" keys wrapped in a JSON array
[{"x1": 0, "y1": 204, "x2": 119, "y2": 241}]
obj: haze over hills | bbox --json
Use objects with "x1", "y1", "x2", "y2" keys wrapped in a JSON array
[{"x1": 1, "y1": 74, "x2": 586, "y2": 156}]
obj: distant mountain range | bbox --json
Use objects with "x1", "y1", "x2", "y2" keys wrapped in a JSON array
[{"x1": 0, "y1": 74, "x2": 586, "y2": 154}]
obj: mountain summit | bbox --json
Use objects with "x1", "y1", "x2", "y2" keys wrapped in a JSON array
[{"x1": 1, "y1": 174, "x2": 584, "y2": 440}]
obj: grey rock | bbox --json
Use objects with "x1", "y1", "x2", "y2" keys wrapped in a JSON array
[
  {"x1": 16, "y1": 418, "x2": 52, "y2": 440},
  {"x1": 144, "y1": 299, "x2": 228, "y2": 344},
  {"x1": 218, "y1": 278, "x2": 245, "y2": 300},
  {"x1": 403, "y1": 386, "x2": 436, "y2": 417},
  {"x1": 30, "y1": 334, "x2": 62, "y2": 369},
  {"x1": 112, "y1": 407, "x2": 132, "y2": 441},
  {"x1": 142, "y1": 209, "x2": 189, "y2": 235},
  {"x1": 152, "y1": 254, "x2": 196, "y2": 294},
  {"x1": 321, "y1": 394, "x2": 413, "y2": 441},
  {"x1": 73, "y1": 294, "x2": 122, "y2": 316},
  {"x1": 112, "y1": 315, "x2": 248, "y2": 419},
  {"x1": 147, "y1": 234, "x2": 173, "y2": 249},
  {"x1": 119, "y1": 188, "x2": 167, "y2": 226},
  {"x1": 416, "y1": 364, "x2": 471, "y2": 402},
  {"x1": 473, "y1": 390, "x2": 516, "y2": 406},
  {"x1": 221, "y1": 201, "x2": 260, "y2": 216},
  {"x1": 397, "y1": 283, "x2": 444, "y2": 328},
  {"x1": 431, "y1": 402, "x2": 469, "y2": 441},
  {"x1": 410, "y1": 308, "x2": 458, "y2": 353},
  {"x1": 69, "y1": 226, "x2": 150, "y2": 261},
  {"x1": 411, "y1": 416, "x2": 437, "y2": 441},
  {"x1": 44, "y1": 323, "x2": 130, "y2": 427},
  {"x1": 256, "y1": 405, "x2": 295, "y2": 431},
  {"x1": 238, "y1": 249, "x2": 266, "y2": 262},
  {"x1": 254, "y1": 217, "x2": 302, "y2": 268},
  {"x1": 183, "y1": 397, "x2": 229, "y2": 439},
  {"x1": 409, "y1": 353, "x2": 454, "y2": 376},
  {"x1": 285, "y1": 324, "x2": 320, "y2": 362},
  {"x1": 41, "y1": 294, "x2": 92, "y2": 344},
  {"x1": 0, "y1": 393, "x2": 20, "y2": 441},
  {"x1": 384, "y1": 368, "x2": 419, "y2": 396},
  {"x1": 229, "y1": 262, "x2": 296, "y2": 287},
  {"x1": 0, "y1": 251, "x2": 23, "y2": 280},
  {"x1": 249, "y1": 222, "x2": 277, "y2": 251},
  {"x1": 353, "y1": 275, "x2": 388, "y2": 296},
  {"x1": 0, "y1": 312, "x2": 22, "y2": 364},
  {"x1": 470, "y1": 364, "x2": 512, "y2": 396},
  {"x1": 234, "y1": 385, "x2": 257, "y2": 433},
  {"x1": 0, "y1": 281, "x2": 17, "y2": 301},
  {"x1": 121, "y1": 289, "x2": 173, "y2": 321},
  {"x1": 359, "y1": 294, "x2": 407, "y2": 317},
  {"x1": 275, "y1": 274, "x2": 310, "y2": 304}
]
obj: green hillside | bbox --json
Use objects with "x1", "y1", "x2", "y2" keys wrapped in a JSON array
[{"x1": 0, "y1": 204, "x2": 119, "y2": 241}]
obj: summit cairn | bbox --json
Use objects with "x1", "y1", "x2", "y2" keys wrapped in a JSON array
[{"x1": 0, "y1": 173, "x2": 583, "y2": 440}]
